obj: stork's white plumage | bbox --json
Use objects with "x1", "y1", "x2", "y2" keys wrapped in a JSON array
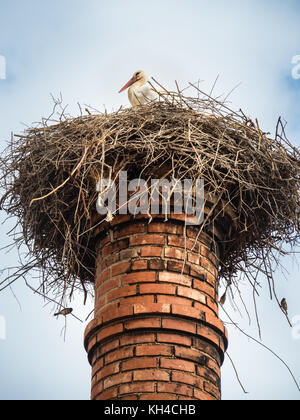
[{"x1": 119, "y1": 70, "x2": 159, "y2": 107}]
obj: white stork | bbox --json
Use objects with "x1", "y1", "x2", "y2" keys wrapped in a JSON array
[{"x1": 119, "y1": 70, "x2": 160, "y2": 107}]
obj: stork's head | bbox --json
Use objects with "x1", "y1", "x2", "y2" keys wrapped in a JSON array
[{"x1": 119, "y1": 70, "x2": 148, "y2": 93}]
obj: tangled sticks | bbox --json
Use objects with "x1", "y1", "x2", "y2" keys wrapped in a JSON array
[{"x1": 0, "y1": 84, "x2": 299, "y2": 313}]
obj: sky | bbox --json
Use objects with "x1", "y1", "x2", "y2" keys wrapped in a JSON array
[{"x1": 0, "y1": 0, "x2": 300, "y2": 400}]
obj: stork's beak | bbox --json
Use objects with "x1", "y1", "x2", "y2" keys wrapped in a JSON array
[{"x1": 119, "y1": 76, "x2": 137, "y2": 93}]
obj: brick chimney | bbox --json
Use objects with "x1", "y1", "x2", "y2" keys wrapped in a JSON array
[{"x1": 84, "y1": 212, "x2": 228, "y2": 400}]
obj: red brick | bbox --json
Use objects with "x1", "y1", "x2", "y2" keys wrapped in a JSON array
[
  {"x1": 107, "y1": 284, "x2": 137, "y2": 303},
  {"x1": 133, "y1": 303, "x2": 170, "y2": 315},
  {"x1": 102, "y1": 252, "x2": 120, "y2": 266},
  {"x1": 197, "y1": 365, "x2": 219, "y2": 385},
  {"x1": 119, "y1": 382, "x2": 155, "y2": 395},
  {"x1": 204, "y1": 381, "x2": 221, "y2": 399},
  {"x1": 95, "y1": 298, "x2": 118, "y2": 316},
  {"x1": 149, "y1": 259, "x2": 165, "y2": 270},
  {"x1": 170, "y1": 213, "x2": 196, "y2": 223},
  {"x1": 187, "y1": 253, "x2": 200, "y2": 265},
  {"x1": 97, "y1": 323, "x2": 123, "y2": 342},
  {"x1": 122, "y1": 357, "x2": 157, "y2": 371},
  {"x1": 187, "y1": 228, "x2": 210, "y2": 245},
  {"x1": 97, "y1": 362, "x2": 120, "y2": 381},
  {"x1": 203, "y1": 250, "x2": 218, "y2": 268},
  {"x1": 141, "y1": 246, "x2": 163, "y2": 257},
  {"x1": 120, "y1": 333, "x2": 155, "y2": 346},
  {"x1": 97, "y1": 277, "x2": 120, "y2": 296},
  {"x1": 196, "y1": 324, "x2": 221, "y2": 347},
  {"x1": 203, "y1": 312, "x2": 225, "y2": 335},
  {"x1": 194, "y1": 279, "x2": 216, "y2": 299},
  {"x1": 87, "y1": 335, "x2": 97, "y2": 353},
  {"x1": 168, "y1": 235, "x2": 199, "y2": 252},
  {"x1": 175, "y1": 346, "x2": 205, "y2": 363},
  {"x1": 157, "y1": 294, "x2": 191, "y2": 307},
  {"x1": 140, "y1": 393, "x2": 177, "y2": 400},
  {"x1": 91, "y1": 382, "x2": 104, "y2": 400},
  {"x1": 125, "y1": 317, "x2": 161, "y2": 330},
  {"x1": 140, "y1": 283, "x2": 176, "y2": 295},
  {"x1": 133, "y1": 369, "x2": 170, "y2": 382},
  {"x1": 92, "y1": 358, "x2": 104, "y2": 377},
  {"x1": 201, "y1": 256, "x2": 218, "y2": 276},
  {"x1": 172, "y1": 304, "x2": 206, "y2": 321},
  {"x1": 102, "y1": 239, "x2": 129, "y2": 258},
  {"x1": 98, "y1": 254, "x2": 119, "y2": 272},
  {"x1": 162, "y1": 318, "x2": 196, "y2": 334},
  {"x1": 111, "y1": 261, "x2": 131, "y2": 277},
  {"x1": 97, "y1": 268, "x2": 111, "y2": 283},
  {"x1": 102, "y1": 305, "x2": 133, "y2": 323},
  {"x1": 122, "y1": 271, "x2": 156, "y2": 285},
  {"x1": 114, "y1": 223, "x2": 145, "y2": 239},
  {"x1": 159, "y1": 271, "x2": 191, "y2": 287},
  {"x1": 119, "y1": 248, "x2": 139, "y2": 260},
  {"x1": 164, "y1": 247, "x2": 185, "y2": 260},
  {"x1": 136, "y1": 344, "x2": 173, "y2": 357},
  {"x1": 91, "y1": 353, "x2": 98, "y2": 366},
  {"x1": 177, "y1": 285, "x2": 207, "y2": 304},
  {"x1": 94, "y1": 297, "x2": 106, "y2": 313},
  {"x1": 157, "y1": 382, "x2": 193, "y2": 397},
  {"x1": 194, "y1": 388, "x2": 215, "y2": 400},
  {"x1": 132, "y1": 260, "x2": 148, "y2": 271},
  {"x1": 95, "y1": 301, "x2": 118, "y2": 317},
  {"x1": 84, "y1": 319, "x2": 97, "y2": 342},
  {"x1": 167, "y1": 261, "x2": 190, "y2": 275},
  {"x1": 96, "y1": 387, "x2": 118, "y2": 400},
  {"x1": 105, "y1": 347, "x2": 134, "y2": 364},
  {"x1": 157, "y1": 333, "x2": 192, "y2": 347},
  {"x1": 103, "y1": 372, "x2": 132, "y2": 389},
  {"x1": 160, "y1": 358, "x2": 195, "y2": 373},
  {"x1": 206, "y1": 273, "x2": 216, "y2": 287},
  {"x1": 119, "y1": 395, "x2": 138, "y2": 400},
  {"x1": 189, "y1": 265, "x2": 207, "y2": 281},
  {"x1": 204, "y1": 297, "x2": 219, "y2": 316},
  {"x1": 172, "y1": 371, "x2": 203, "y2": 389},
  {"x1": 130, "y1": 234, "x2": 165, "y2": 246},
  {"x1": 200, "y1": 244, "x2": 210, "y2": 257},
  {"x1": 206, "y1": 358, "x2": 220, "y2": 376},
  {"x1": 119, "y1": 295, "x2": 154, "y2": 306},
  {"x1": 193, "y1": 338, "x2": 221, "y2": 365},
  {"x1": 148, "y1": 222, "x2": 183, "y2": 235},
  {"x1": 99, "y1": 339, "x2": 120, "y2": 356}
]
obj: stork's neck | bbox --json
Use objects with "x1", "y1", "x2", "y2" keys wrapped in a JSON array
[{"x1": 129, "y1": 77, "x2": 148, "y2": 91}]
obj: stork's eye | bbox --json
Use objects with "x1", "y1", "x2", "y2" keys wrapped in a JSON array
[{"x1": 136, "y1": 72, "x2": 141, "y2": 77}]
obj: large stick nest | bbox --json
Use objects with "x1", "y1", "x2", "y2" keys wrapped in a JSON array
[{"x1": 1, "y1": 85, "x2": 300, "y2": 306}]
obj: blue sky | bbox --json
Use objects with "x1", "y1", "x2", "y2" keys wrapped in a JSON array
[{"x1": 0, "y1": 0, "x2": 300, "y2": 400}]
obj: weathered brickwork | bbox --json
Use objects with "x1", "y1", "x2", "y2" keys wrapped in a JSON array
[{"x1": 85, "y1": 214, "x2": 227, "y2": 400}]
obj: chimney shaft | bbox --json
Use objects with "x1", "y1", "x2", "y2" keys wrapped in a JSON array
[{"x1": 84, "y1": 214, "x2": 227, "y2": 400}]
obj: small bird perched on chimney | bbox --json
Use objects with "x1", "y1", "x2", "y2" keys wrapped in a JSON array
[
  {"x1": 280, "y1": 298, "x2": 288, "y2": 314},
  {"x1": 54, "y1": 308, "x2": 73, "y2": 317}
]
